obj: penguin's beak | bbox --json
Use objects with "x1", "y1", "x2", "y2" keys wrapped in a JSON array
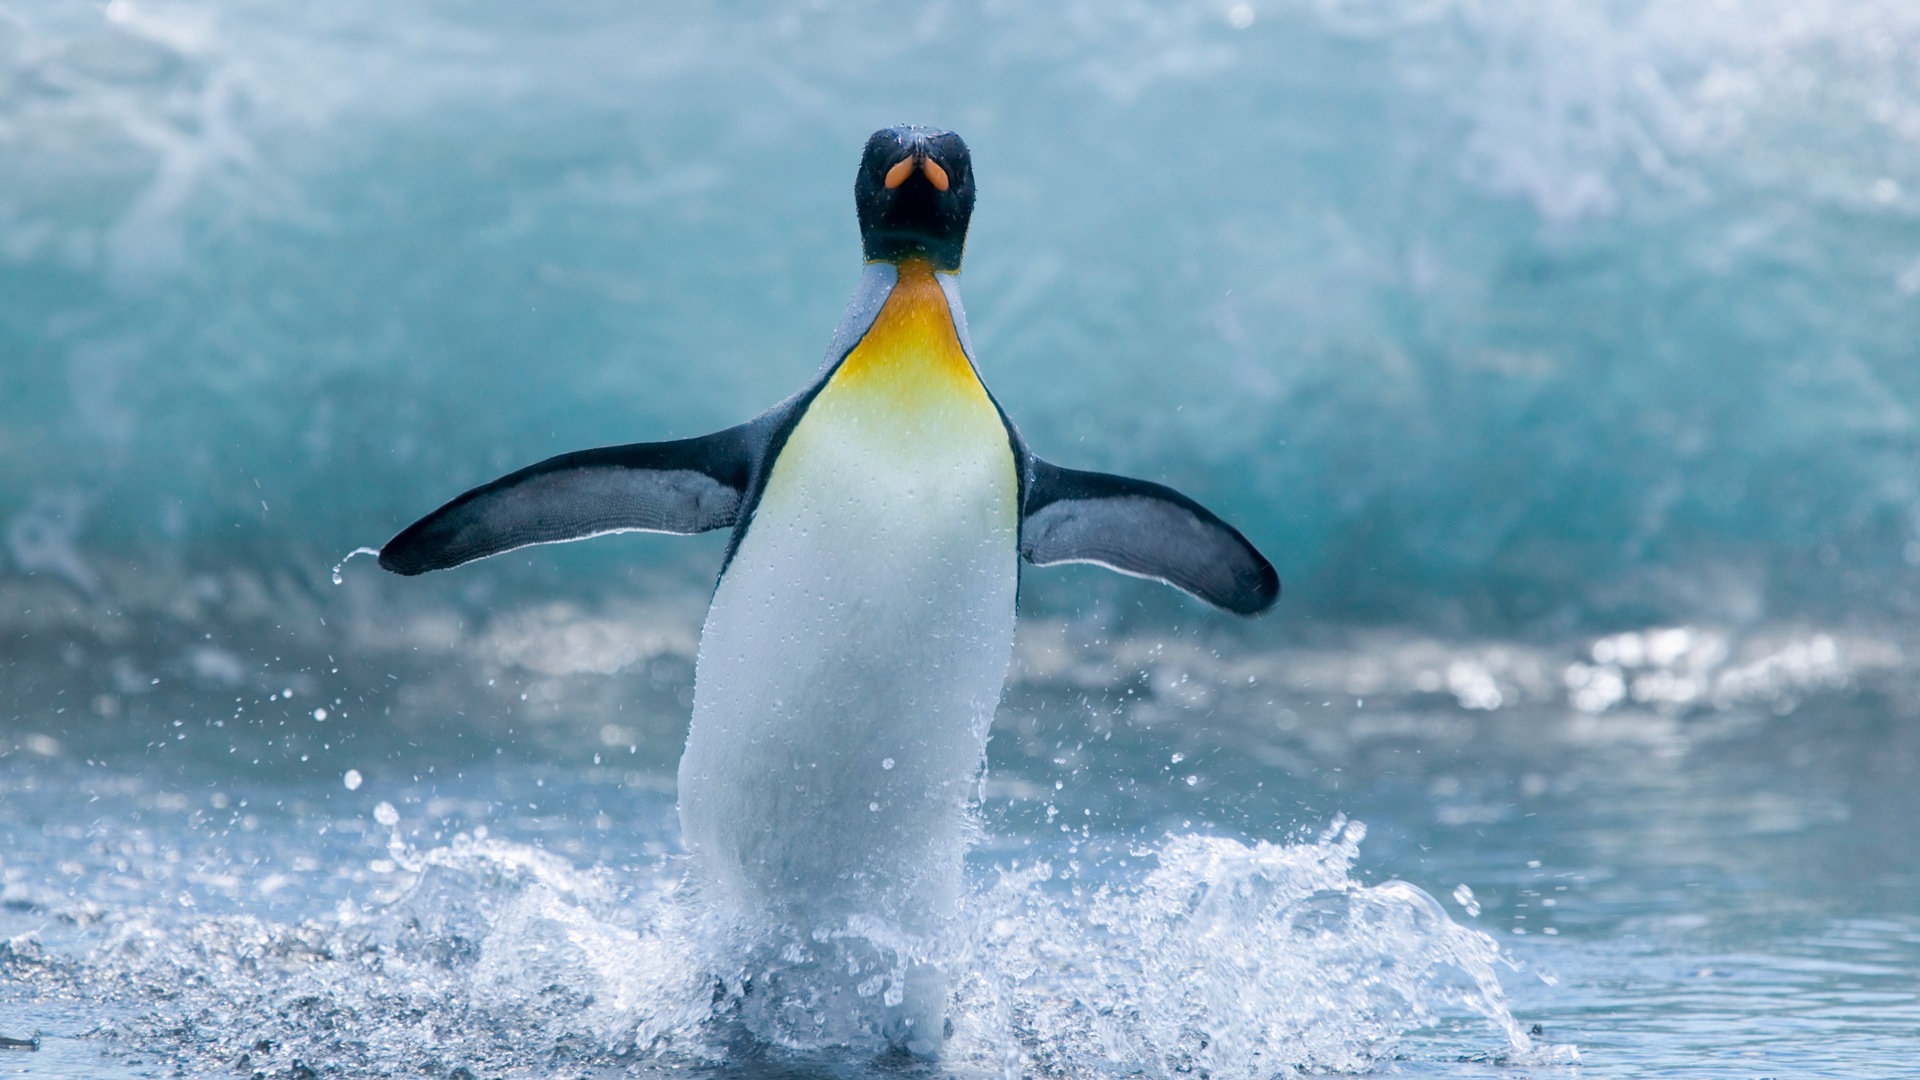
[{"x1": 883, "y1": 152, "x2": 950, "y2": 192}]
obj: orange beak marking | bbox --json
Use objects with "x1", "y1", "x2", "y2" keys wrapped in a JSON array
[
  {"x1": 884, "y1": 157, "x2": 915, "y2": 190},
  {"x1": 921, "y1": 157, "x2": 949, "y2": 191}
]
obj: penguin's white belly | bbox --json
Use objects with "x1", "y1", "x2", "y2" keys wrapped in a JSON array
[{"x1": 677, "y1": 281, "x2": 1018, "y2": 935}]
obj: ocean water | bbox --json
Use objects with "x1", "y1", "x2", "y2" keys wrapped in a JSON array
[{"x1": 3, "y1": 1, "x2": 1919, "y2": 1076}]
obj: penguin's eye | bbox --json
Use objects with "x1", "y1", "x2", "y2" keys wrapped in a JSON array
[
  {"x1": 883, "y1": 157, "x2": 915, "y2": 190},
  {"x1": 921, "y1": 158, "x2": 949, "y2": 192}
]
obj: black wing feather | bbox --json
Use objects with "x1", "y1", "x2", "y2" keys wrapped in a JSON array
[
  {"x1": 1020, "y1": 458, "x2": 1279, "y2": 615},
  {"x1": 379, "y1": 427, "x2": 755, "y2": 576}
]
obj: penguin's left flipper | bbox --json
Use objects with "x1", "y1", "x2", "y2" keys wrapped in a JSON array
[
  {"x1": 1020, "y1": 459, "x2": 1280, "y2": 615},
  {"x1": 379, "y1": 428, "x2": 755, "y2": 576}
]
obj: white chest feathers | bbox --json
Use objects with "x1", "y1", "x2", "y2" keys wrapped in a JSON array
[{"x1": 677, "y1": 262, "x2": 1019, "y2": 935}]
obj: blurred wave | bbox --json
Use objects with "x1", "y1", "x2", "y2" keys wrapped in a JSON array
[{"x1": 2, "y1": 0, "x2": 1917, "y2": 627}]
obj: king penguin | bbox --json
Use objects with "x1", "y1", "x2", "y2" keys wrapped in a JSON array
[{"x1": 377, "y1": 125, "x2": 1279, "y2": 1056}]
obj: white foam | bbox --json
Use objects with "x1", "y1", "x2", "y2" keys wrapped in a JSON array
[{"x1": 44, "y1": 826, "x2": 1558, "y2": 1076}]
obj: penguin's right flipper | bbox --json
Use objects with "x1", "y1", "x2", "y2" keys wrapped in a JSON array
[
  {"x1": 1020, "y1": 459, "x2": 1280, "y2": 615},
  {"x1": 379, "y1": 427, "x2": 755, "y2": 575}
]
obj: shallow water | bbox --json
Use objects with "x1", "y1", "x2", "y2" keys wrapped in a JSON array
[{"x1": 4, "y1": 586, "x2": 1917, "y2": 1076}]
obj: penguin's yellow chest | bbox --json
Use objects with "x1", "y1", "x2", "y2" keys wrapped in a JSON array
[
  {"x1": 807, "y1": 260, "x2": 1003, "y2": 443},
  {"x1": 755, "y1": 259, "x2": 1017, "y2": 536}
]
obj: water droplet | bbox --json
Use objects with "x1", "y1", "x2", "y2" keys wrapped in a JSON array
[
  {"x1": 331, "y1": 547, "x2": 381, "y2": 585},
  {"x1": 343, "y1": 769, "x2": 363, "y2": 791},
  {"x1": 374, "y1": 801, "x2": 399, "y2": 826},
  {"x1": 312, "y1": 707, "x2": 328, "y2": 721},
  {"x1": 1453, "y1": 883, "x2": 1481, "y2": 917},
  {"x1": 881, "y1": 757, "x2": 895, "y2": 770}
]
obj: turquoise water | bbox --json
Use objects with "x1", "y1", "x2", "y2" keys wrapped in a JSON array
[{"x1": 4, "y1": 1, "x2": 1920, "y2": 1076}]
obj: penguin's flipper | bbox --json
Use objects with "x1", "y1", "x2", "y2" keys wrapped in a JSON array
[
  {"x1": 379, "y1": 428, "x2": 755, "y2": 576},
  {"x1": 1020, "y1": 459, "x2": 1280, "y2": 615}
]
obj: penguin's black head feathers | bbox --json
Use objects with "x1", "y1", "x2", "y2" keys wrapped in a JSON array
[{"x1": 855, "y1": 125, "x2": 975, "y2": 272}]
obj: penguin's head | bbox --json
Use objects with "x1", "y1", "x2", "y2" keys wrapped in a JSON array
[{"x1": 855, "y1": 125, "x2": 975, "y2": 273}]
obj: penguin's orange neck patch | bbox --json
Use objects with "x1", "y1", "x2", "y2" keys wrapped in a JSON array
[{"x1": 827, "y1": 260, "x2": 984, "y2": 406}]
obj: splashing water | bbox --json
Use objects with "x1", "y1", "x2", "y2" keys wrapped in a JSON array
[
  {"x1": 4, "y1": 819, "x2": 1558, "y2": 1077},
  {"x1": 944, "y1": 820, "x2": 1559, "y2": 1078},
  {"x1": 331, "y1": 546, "x2": 381, "y2": 585}
]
